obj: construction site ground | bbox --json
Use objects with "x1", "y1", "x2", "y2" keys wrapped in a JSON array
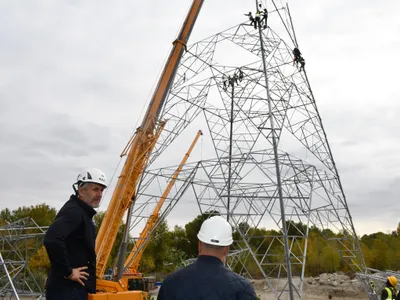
[
  {"x1": 148, "y1": 273, "x2": 369, "y2": 299},
  {"x1": 250, "y1": 273, "x2": 368, "y2": 299},
  {"x1": 16, "y1": 273, "x2": 368, "y2": 299}
]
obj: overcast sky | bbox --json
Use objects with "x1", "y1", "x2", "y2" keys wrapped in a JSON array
[{"x1": 0, "y1": 0, "x2": 399, "y2": 236}]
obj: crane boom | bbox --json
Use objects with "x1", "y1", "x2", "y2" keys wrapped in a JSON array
[
  {"x1": 124, "y1": 130, "x2": 203, "y2": 273},
  {"x1": 95, "y1": 0, "x2": 205, "y2": 280}
]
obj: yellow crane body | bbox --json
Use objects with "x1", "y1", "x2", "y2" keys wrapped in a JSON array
[
  {"x1": 124, "y1": 130, "x2": 203, "y2": 274},
  {"x1": 92, "y1": 0, "x2": 205, "y2": 299},
  {"x1": 88, "y1": 290, "x2": 143, "y2": 300},
  {"x1": 95, "y1": 121, "x2": 165, "y2": 278},
  {"x1": 94, "y1": 130, "x2": 202, "y2": 296}
]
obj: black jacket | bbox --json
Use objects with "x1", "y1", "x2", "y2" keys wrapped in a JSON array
[
  {"x1": 158, "y1": 255, "x2": 257, "y2": 300},
  {"x1": 44, "y1": 195, "x2": 97, "y2": 293},
  {"x1": 382, "y1": 286, "x2": 398, "y2": 299}
]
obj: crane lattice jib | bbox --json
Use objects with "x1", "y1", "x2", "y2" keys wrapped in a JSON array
[{"x1": 95, "y1": 0, "x2": 205, "y2": 279}]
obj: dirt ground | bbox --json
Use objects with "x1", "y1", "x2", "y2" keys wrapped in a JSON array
[
  {"x1": 150, "y1": 273, "x2": 369, "y2": 299},
  {"x1": 250, "y1": 273, "x2": 368, "y2": 300},
  {"x1": 17, "y1": 273, "x2": 369, "y2": 299}
]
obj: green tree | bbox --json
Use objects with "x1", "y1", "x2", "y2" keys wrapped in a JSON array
[
  {"x1": 140, "y1": 220, "x2": 170, "y2": 272},
  {"x1": 4, "y1": 202, "x2": 400, "y2": 280},
  {"x1": 184, "y1": 211, "x2": 219, "y2": 257},
  {"x1": 306, "y1": 231, "x2": 321, "y2": 276},
  {"x1": 0, "y1": 203, "x2": 57, "y2": 226},
  {"x1": 360, "y1": 242, "x2": 373, "y2": 268},
  {"x1": 371, "y1": 239, "x2": 389, "y2": 270},
  {"x1": 286, "y1": 221, "x2": 307, "y2": 236},
  {"x1": 320, "y1": 245, "x2": 341, "y2": 273},
  {"x1": 13, "y1": 203, "x2": 57, "y2": 226},
  {"x1": 169, "y1": 225, "x2": 190, "y2": 256},
  {"x1": 29, "y1": 245, "x2": 50, "y2": 273},
  {"x1": 0, "y1": 208, "x2": 12, "y2": 222},
  {"x1": 392, "y1": 237, "x2": 400, "y2": 270}
]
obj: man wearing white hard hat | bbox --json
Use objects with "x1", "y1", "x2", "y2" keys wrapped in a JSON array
[
  {"x1": 44, "y1": 168, "x2": 107, "y2": 300},
  {"x1": 158, "y1": 215, "x2": 257, "y2": 300}
]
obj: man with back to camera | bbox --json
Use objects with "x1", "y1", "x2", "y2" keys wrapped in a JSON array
[
  {"x1": 43, "y1": 168, "x2": 107, "y2": 300},
  {"x1": 158, "y1": 215, "x2": 258, "y2": 300}
]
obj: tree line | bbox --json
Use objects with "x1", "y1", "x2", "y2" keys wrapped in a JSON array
[{"x1": 0, "y1": 203, "x2": 399, "y2": 281}]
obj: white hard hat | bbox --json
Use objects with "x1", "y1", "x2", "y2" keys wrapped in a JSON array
[
  {"x1": 75, "y1": 168, "x2": 107, "y2": 189},
  {"x1": 197, "y1": 215, "x2": 233, "y2": 246}
]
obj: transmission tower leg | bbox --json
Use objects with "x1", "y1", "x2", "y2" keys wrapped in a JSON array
[
  {"x1": 0, "y1": 252, "x2": 20, "y2": 300},
  {"x1": 254, "y1": 1, "x2": 295, "y2": 298}
]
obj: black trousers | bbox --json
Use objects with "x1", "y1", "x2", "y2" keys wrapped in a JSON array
[{"x1": 45, "y1": 286, "x2": 88, "y2": 300}]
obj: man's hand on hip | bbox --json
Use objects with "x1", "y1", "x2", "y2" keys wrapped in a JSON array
[{"x1": 67, "y1": 266, "x2": 89, "y2": 287}]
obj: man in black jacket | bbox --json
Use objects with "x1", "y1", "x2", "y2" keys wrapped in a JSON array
[
  {"x1": 158, "y1": 215, "x2": 257, "y2": 300},
  {"x1": 44, "y1": 168, "x2": 107, "y2": 300}
]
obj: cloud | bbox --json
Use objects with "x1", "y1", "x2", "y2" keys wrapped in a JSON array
[{"x1": 0, "y1": 0, "x2": 399, "y2": 239}]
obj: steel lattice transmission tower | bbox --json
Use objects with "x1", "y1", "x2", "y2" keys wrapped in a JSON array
[
  {"x1": 0, "y1": 218, "x2": 47, "y2": 299},
  {"x1": 125, "y1": 1, "x2": 368, "y2": 299}
]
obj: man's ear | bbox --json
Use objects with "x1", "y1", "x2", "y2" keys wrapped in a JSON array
[
  {"x1": 224, "y1": 246, "x2": 229, "y2": 256},
  {"x1": 77, "y1": 185, "x2": 85, "y2": 198}
]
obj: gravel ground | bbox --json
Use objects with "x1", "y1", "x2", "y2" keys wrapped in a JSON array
[
  {"x1": 150, "y1": 273, "x2": 369, "y2": 299},
  {"x1": 17, "y1": 273, "x2": 370, "y2": 299}
]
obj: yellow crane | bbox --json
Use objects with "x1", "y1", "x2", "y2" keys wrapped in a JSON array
[
  {"x1": 89, "y1": 1, "x2": 205, "y2": 299},
  {"x1": 124, "y1": 130, "x2": 203, "y2": 276},
  {"x1": 91, "y1": 130, "x2": 202, "y2": 299}
]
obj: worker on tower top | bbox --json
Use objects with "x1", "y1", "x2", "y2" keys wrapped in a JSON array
[
  {"x1": 244, "y1": 12, "x2": 256, "y2": 29},
  {"x1": 157, "y1": 215, "x2": 258, "y2": 299},
  {"x1": 261, "y1": 8, "x2": 268, "y2": 29},
  {"x1": 254, "y1": 10, "x2": 261, "y2": 29},
  {"x1": 245, "y1": 6, "x2": 267, "y2": 31}
]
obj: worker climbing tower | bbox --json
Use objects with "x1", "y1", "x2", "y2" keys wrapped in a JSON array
[{"x1": 123, "y1": 1, "x2": 368, "y2": 299}]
